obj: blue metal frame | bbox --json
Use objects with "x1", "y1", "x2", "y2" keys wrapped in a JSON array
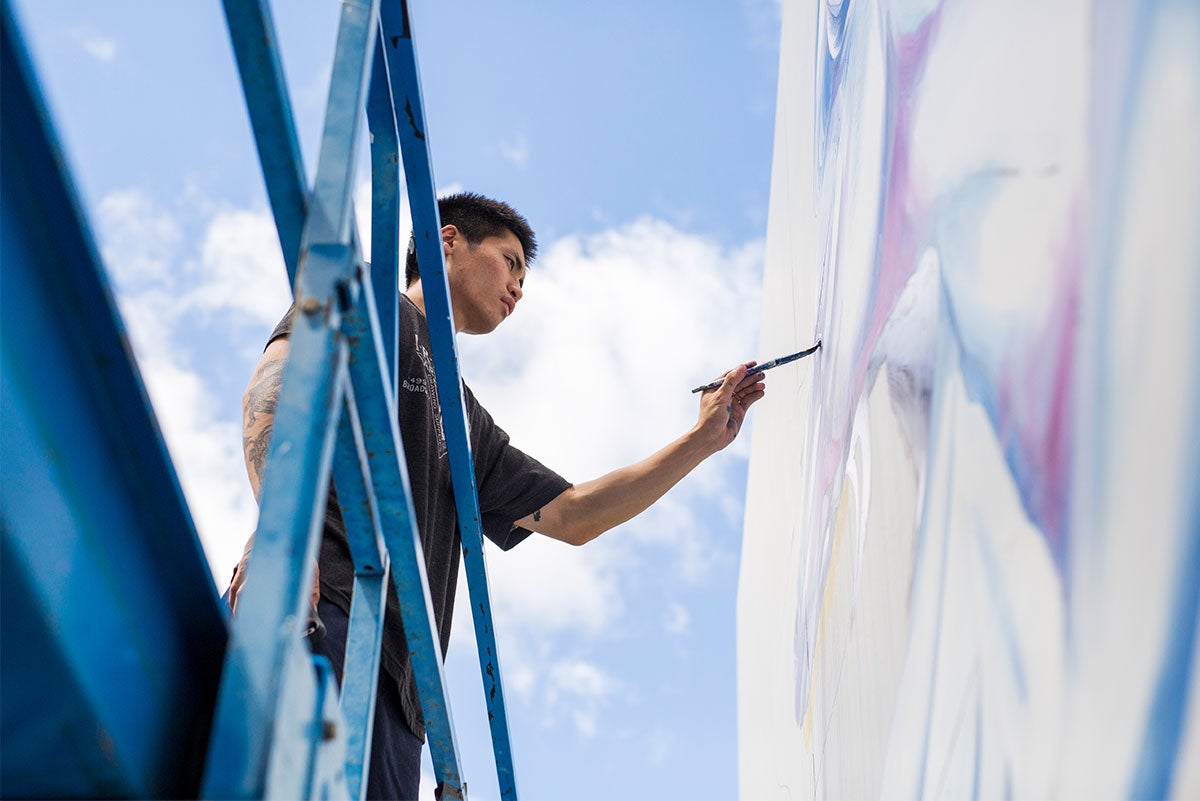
[
  {"x1": 1, "y1": 1, "x2": 227, "y2": 796},
  {"x1": 377, "y1": 5, "x2": 521, "y2": 798},
  {"x1": 205, "y1": 1, "x2": 522, "y2": 798}
]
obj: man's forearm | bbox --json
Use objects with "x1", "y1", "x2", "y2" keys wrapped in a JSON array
[
  {"x1": 522, "y1": 363, "x2": 765, "y2": 546},
  {"x1": 528, "y1": 426, "x2": 717, "y2": 546}
]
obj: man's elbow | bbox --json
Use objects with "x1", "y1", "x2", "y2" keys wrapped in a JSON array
[
  {"x1": 549, "y1": 489, "x2": 606, "y2": 546},
  {"x1": 555, "y1": 510, "x2": 608, "y2": 547},
  {"x1": 563, "y1": 524, "x2": 603, "y2": 547},
  {"x1": 540, "y1": 509, "x2": 601, "y2": 546}
]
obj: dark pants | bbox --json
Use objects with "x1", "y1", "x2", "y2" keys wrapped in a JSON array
[{"x1": 312, "y1": 598, "x2": 424, "y2": 801}]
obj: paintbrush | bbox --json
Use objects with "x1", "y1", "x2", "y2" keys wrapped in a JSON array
[{"x1": 690, "y1": 340, "x2": 822, "y2": 393}]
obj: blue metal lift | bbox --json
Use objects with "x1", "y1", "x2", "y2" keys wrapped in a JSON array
[{"x1": 1, "y1": 1, "x2": 521, "y2": 798}]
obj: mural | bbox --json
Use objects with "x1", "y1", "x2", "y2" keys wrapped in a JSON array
[{"x1": 738, "y1": 0, "x2": 1199, "y2": 798}]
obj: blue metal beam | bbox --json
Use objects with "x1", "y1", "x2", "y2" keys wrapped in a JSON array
[
  {"x1": 212, "y1": 1, "x2": 522, "y2": 797},
  {"x1": 1, "y1": 2, "x2": 227, "y2": 797},
  {"x1": 201, "y1": 287, "x2": 349, "y2": 799},
  {"x1": 341, "y1": 272, "x2": 467, "y2": 795},
  {"x1": 379, "y1": 3, "x2": 521, "y2": 798},
  {"x1": 220, "y1": 0, "x2": 309, "y2": 283},
  {"x1": 210, "y1": 1, "x2": 469, "y2": 797},
  {"x1": 367, "y1": 26, "x2": 402, "y2": 397}
]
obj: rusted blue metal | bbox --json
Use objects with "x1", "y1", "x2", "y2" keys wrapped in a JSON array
[
  {"x1": 378, "y1": 3, "x2": 522, "y2": 799},
  {"x1": 367, "y1": 28, "x2": 401, "y2": 396},
  {"x1": 220, "y1": 0, "x2": 309, "y2": 283},
  {"x1": 207, "y1": 0, "x2": 509, "y2": 798}
]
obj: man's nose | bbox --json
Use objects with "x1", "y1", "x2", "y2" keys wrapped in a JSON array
[{"x1": 509, "y1": 281, "x2": 523, "y2": 302}]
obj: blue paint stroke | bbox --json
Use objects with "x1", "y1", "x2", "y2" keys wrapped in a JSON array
[
  {"x1": 934, "y1": 173, "x2": 1073, "y2": 571},
  {"x1": 1127, "y1": 359, "x2": 1200, "y2": 800},
  {"x1": 972, "y1": 681, "x2": 982, "y2": 801},
  {"x1": 814, "y1": 0, "x2": 852, "y2": 193},
  {"x1": 971, "y1": 511, "x2": 1029, "y2": 704},
  {"x1": 913, "y1": 333, "x2": 958, "y2": 799}
]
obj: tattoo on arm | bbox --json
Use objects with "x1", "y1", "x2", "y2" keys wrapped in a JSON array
[
  {"x1": 244, "y1": 359, "x2": 285, "y2": 429},
  {"x1": 243, "y1": 358, "x2": 286, "y2": 493},
  {"x1": 533, "y1": 509, "x2": 542, "y2": 523},
  {"x1": 243, "y1": 423, "x2": 274, "y2": 487}
]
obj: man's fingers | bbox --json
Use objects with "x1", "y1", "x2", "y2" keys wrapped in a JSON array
[{"x1": 740, "y1": 388, "x2": 766, "y2": 408}]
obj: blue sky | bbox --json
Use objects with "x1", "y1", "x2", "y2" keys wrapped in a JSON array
[{"x1": 11, "y1": 2, "x2": 781, "y2": 798}]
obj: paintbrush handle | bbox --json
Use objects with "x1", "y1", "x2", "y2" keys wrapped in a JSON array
[{"x1": 690, "y1": 341, "x2": 821, "y2": 393}]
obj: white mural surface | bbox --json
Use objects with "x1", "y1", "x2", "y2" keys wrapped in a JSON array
[{"x1": 738, "y1": 0, "x2": 1200, "y2": 797}]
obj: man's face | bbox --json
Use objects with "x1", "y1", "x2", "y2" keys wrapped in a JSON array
[{"x1": 444, "y1": 227, "x2": 527, "y2": 335}]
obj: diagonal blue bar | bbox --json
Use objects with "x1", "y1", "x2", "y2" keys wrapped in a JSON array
[
  {"x1": 331, "y1": 379, "x2": 386, "y2": 801},
  {"x1": 333, "y1": 382, "x2": 387, "y2": 576},
  {"x1": 311, "y1": 1, "x2": 467, "y2": 791},
  {"x1": 216, "y1": 1, "x2": 527, "y2": 797},
  {"x1": 1, "y1": 5, "x2": 227, "y2": 795},
  {"x1": 340, "y1": 271, "x2": 466, "y2": 793},
  {"x1": 342, "y1": 570, "x2": 387, "y2": 800},
  {"x1": 379, "y1": 3, "x2": 521, "y2": 799},
  {"x1": 367, "y1": 25, "x2": 401, "y2": 397},
  {"x1": 303, "y1": 0, "x2": 379, "y2": 250},
  {"x1": 208, "y1": 1, "x2": 383, "y2": 791},
  {"x1": 221, "y1": 0, "x2": 467, "y2": 795},
  {"x1": 201, "y1": 286, "x2": 348, "y2": 799},
  {"x1": 221, "y1": 0, "x2": 308, "y2": 284}
]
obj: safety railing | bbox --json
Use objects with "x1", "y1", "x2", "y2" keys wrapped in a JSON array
[{"x1": 201, "y1": 2, "x2": 519, "y2": 798}]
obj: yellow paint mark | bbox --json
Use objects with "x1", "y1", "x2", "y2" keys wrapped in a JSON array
[{"x1": 803, "y1": 477, "x2": 853, "y2": 752}]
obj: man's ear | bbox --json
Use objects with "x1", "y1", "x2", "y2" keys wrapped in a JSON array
[{"x1": 441, "y1": 224, "x2": 458, "y2": 255}]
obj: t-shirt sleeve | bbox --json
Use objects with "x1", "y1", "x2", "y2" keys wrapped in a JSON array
[
  {"x1": 465, "y1": 385, "x2": 571, "y2": 551},
  {"x1": 266, "y1": 305, "x2": 295, "y2": 348}
]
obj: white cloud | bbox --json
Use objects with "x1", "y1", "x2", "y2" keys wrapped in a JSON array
[
  {"x1": 194, "y1": 209, "x2": 291, "y2": 325},
  {"x1": 548, "y1": 658, "x2": 616, "y2": 700},
  {"x1": 648, "y1": 726, "x2": 674, "y2": 766},
  {"x1": 664, "y1": 601, "x2": 691, "y2": 635},
  {"x1": 94, "y1": 187, "x2": 277, "y2": 582},
  {"x1": 545, "y1": 658, "x2": 617, "y2": 737},
  {"x1": 68, "y1": 27, "x2": 117, "y2": 63},
  {"x1": 497, "y1": 133, "x2": 530, "y2": 169},
  {"x1": 98, "y1": 190, "x2": 181, "y2": 286}
]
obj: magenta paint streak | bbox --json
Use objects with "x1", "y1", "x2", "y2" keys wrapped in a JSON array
[
  {"x1": 1002, "y1": 203, "x2": 1082, "y2": 569},
  {"x1": 809, "y1": 10, "x2": 942, "y2": 512},
  {"x1": 855, "y1": 11, "x2": 942, "y2": 399}
]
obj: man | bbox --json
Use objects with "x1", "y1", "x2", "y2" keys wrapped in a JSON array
[{"x1": 230, "y1": 192, "x2": 765, "y2": 800}]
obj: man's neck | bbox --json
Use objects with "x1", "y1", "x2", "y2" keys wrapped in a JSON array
[
  {"x1": 405, "y1": 283, "x2": 464, "y2": 333},
  {"x1": 404, "y1": 286, "x2": 426, "y2": 317}
]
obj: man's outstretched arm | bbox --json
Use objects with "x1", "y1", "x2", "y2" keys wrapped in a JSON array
[{"x1": 517, "y1": 363, "x2": 766, "y2": 546}]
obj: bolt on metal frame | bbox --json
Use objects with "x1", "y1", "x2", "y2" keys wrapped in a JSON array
[{"x1": 201, "y1": 2, "x2": 520, "y2": 799}]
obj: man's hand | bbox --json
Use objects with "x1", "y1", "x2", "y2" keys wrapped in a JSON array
[
  {"x1": 695, "y1": 362, "x2": 766, "y2": 452},
  {"x1": 227, "y1": 533, "x2": 321, "y2": 614},
  {"x1": 517, "y1": 361, "x2": 767, "y2": 546}
]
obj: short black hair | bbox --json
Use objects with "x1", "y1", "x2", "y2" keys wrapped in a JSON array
[{"x1": 405, "y1": 192, "x2": 537, "y2": 287}]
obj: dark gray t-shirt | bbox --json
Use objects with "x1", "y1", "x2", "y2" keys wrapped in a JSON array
[{"x1": 268, "y1": 295, "x2": 570, "y2": 740}]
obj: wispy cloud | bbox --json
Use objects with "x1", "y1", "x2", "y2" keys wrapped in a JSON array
[
  {"x1": 497, "y1": 133, "x2": 530, "y2": 169},
  {"x1": 68, "y1": 27, "x2": 117, "y2": 63},
  {"x1": 96, "y1": 188, "x2": 289, "y2": 581},
  {"x1": 663, "y1": 602, "x2": 691, "y2": 635}
]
